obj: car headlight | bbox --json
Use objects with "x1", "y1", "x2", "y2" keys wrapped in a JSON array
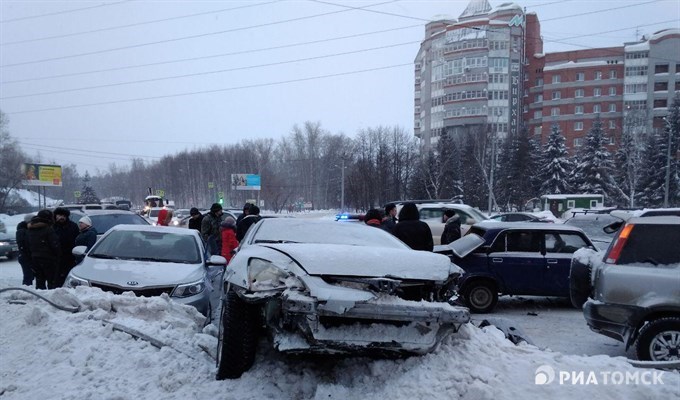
[
  {"x1": 172, "y1": 280, "x2": 205, "y2": 298},
  {"x1": 248, "y1": 258, "x2": 289, "y2": 291},
  {"x1": 65, "y1": 273, "x2": 90, "y2": 288}
]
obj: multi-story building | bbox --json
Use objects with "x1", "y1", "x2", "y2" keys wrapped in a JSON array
[
  {"x1": 414, "y1": 0, "x2": 533, "y2": 150},
  {"x1": 415, "y1": 1, "x2": 680, "y2": 153}
]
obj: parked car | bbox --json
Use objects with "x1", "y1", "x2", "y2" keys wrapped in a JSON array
[
  {"x1": 216, "y1": 218, "x2": 470, "y2": 379},
  {"x1": 563, "y1": 213, "x2": 623, "y2": 250},
  {"x1": 0, "y1": 232, "x2": 18, "y2": 260},
  {"x1": 436, "y1": 222, "x2": 596, "y2": 313},
  {"x1": 488, "y1": 212, "x2": 551, "y2": 223},
  {"x1": 396, "y1": 202, "x2": 488, "y2": 245},
  {"x1": 69, "y1": 209, "x2": 150, "y2": 239},
  {"x1": 569, "y1": 216, "x2": 680, "y2": 362},
  {"x1": 64, "y1": 225, "x2": 226, "y2": 320}
]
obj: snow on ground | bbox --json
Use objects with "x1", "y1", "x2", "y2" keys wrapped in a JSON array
[{"x1": 0, "y1": 259, "x2": 677, "y2": 400}]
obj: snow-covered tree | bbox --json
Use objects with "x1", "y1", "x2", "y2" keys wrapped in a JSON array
[
  {"x1": 571, "y1": 116, "x2": 623, "y2": 203},
  {"x1": 540, "y1": 124, "x2": 574, "y2": 195},
  {"x1": 496, "y1": 127, "x2": 541, "y2": 211},
  {"x1": 79, "y1": 171, "x2": 100, "y2": 204}
]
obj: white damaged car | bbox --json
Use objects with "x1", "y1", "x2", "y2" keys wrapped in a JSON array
[{"x1": 216, "y1": 218, "x2": 470, "y2": 379}]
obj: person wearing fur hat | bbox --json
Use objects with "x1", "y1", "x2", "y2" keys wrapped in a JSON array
[
  {"x1": 201, "y1": 203, "x2": 224, "y2": 256},
  {"x1": 26, "y1": 209, "x2": 61, "y2": 289},
  {"x1": 53, "y1": 207, "x2": 80, "y2": 287},
  {"x1": 220, "y1": 217, "x2": 239, "y2": 263},
  {"x1": 75, "y1": 216, "x2": 97, "y2": 252}
]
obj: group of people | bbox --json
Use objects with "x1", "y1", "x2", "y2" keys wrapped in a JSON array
[
  {"x1": 363, "y1": 203, "x2": 461, "y2": 252},
  {"x1": 187, "y1": 202, "x2": 262, "y2": 264},
  {"x1": 16, "y1": 208, "x2": 97, "y2": 289}
]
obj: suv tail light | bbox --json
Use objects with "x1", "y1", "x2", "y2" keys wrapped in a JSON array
[{"x1": 605, "y1": 223, "x2": 634, "y2": 264}]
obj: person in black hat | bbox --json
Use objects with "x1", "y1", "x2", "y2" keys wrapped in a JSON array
[
  {"x1": 26, "y1": 209, "x2": 61, "y2": 289},
  {"x1": 236, "y1": 203, "x2": 251, "y2": 226},
  {"x1": 52, "y1": 207, "x2": 80, "y2": 287},
  {"x1": 201, "y1": 203, "x2": 224, "y2": 255},
  {"x1": 188, "y1": 207, "x2": 204, "y2": 231},
  {"x1": 236, "y1": 204, "x2": 262, "y2": 242}
]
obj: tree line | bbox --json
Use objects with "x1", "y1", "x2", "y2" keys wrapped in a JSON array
[{"x1": 1, "y1": 94, "x2": 678, "y2": 214}]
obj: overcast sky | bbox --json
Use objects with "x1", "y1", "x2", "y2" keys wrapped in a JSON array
[{"x1": 1, "y1": 0, "x2": 678, "y2": 174}]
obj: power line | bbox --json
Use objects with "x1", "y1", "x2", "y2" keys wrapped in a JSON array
[
  {"x1": 0, "y1": 0, "x2": 131, "y2": 24},
  {"x1": 0, "y1": 0, "x2": 399, "y2": 68},
  {"x1": 4, "y1": 63, "x2": 413, "y2": 114},
  {"x1": 540, "y1": 0, "x2": 660, "y2": 22},
  {"x1": 0, "y1": 24, "x2": 421, "y2": 85},
  {"x1": 0, "y1": 40, "x2": 419, "y2": 99},
  {"x1": 0, "y1": 1, "x2": 280, "y2": 46},
  {"x1": 18, "y1": 141, "x2": 159, "y2": 160}
]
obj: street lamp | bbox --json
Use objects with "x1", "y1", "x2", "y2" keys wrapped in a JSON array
[
  {"x1": 487, "y1": 109, "x2": 503, "y2": 215},
  {"x1": 341, "y1": 157, "x2": 345, "y2": 212},
  {"x1": 663, "y1": 116, "x2": 671, "y2": 207}
]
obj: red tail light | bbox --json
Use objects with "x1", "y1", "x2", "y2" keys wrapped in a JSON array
[{"x1": 605, "y1": 224, "x2": 634, "y2": 264}]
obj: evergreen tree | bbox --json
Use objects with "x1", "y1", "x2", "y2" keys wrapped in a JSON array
[
  {"x1": 613, "y1": 125, "x2": 641, "y2": 207},
  {"x1": 540, "y1": 124, "x2": 574, "y2": 195},
  {"x1": 460, "y1": 131, "x2": 488, "y2": 208},
  {"x1": 571, "y1": 116, "x2": 622, "y2": 203},
  {"x1": 496, "y1": 127, "x2": 541, "y2": 210},
  {"x1": 80, "y1": 171, "x2": 100, "y2": 204},
  {"x1": 637, "y1": 131, "x2": 667, "y2": 207}
]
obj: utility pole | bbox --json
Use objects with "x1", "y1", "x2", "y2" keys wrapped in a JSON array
[
  {"x1": 664, "y1": 118, "x2": 672, "y2": 207},
  {"x1": 341, "y1": 156, "x2": 345, "y2": 212}
]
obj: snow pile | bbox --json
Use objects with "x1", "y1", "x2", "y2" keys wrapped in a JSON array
[{"x1": 1, "y1": 279, "x2": 678, "y2": 399}]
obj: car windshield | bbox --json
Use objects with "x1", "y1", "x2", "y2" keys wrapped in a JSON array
[
  {"x1": 90, "y1": 214, "x2": 150, "y2": 234},
  {"x1": 247, "y1": 219, "x2": 407, "y2": 249},
  {"x1": 90, "y1": 230, "x2": 201, "y2": 263},
  {"x1": 565, "y1": 216, "x2": 620, "y2": 239},
  {"x1": 148, "y1": 209, "x2": 161, "y2": 218}
]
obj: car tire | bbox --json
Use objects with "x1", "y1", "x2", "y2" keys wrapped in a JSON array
[
  {"x1": 215, "y1": 290, "x2": 260, "y2": 380},
  {"x1": 635, "y1": 317, "x2": 680, "y2": 362},
  {"x1": 569, "y1": 255, "x2": 593, "y2": 308},
  {"x1": 463, "y1": 281, "x2": 498, "y2": 313}
]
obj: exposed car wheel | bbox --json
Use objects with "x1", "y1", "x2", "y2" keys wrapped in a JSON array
[
  {"x1": 463, "y1": 281, "x2": 498, "y2": 313},
  {"x1": 569, "y1": 255, "x2": 593, "y2": 308},
  {"x1": 635, "y1": 317, "x2": 680, "y2": 362},
  {"x1": 215, "y1": 290, "x2": 260, "y2": 380}
]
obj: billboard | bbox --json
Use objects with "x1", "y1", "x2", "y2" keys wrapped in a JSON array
[
  {"x1": 21, "y1": 163, "x2": 62, "y2": 187},
  {"x1": 231, "y1": 174, "x2": 261, "y2": 191}
]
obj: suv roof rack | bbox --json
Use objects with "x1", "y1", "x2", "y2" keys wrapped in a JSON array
[{"x1": 386, "y1": 196, "x2": 464, "y2": 206}]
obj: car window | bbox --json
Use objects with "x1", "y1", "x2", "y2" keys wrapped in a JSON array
[
  {"x1": 617, "y1": 224, "x2": 680, "y2": 265},
  {"x1": 419, "y1": 208, "x2": 443, "y2": 220},
  {"x1": 90, "y1": 214, "x2": 150, "y2": 234},
  {"x1": 497, "y1": 231, "x2": 541, "y2": 252},
  {"x1": 91, "y1": 230, "x2": 200, "y2": 263},
  {"x1": 545, "y1": 232, "x2": 589, "y2": 253}
]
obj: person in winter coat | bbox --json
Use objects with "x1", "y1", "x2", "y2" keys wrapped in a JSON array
[
  {"x1": 187, "y1": 207, "x2": 204, "y2": 231},
  {"x1": 219, "y1": 217, "x2": 239, "y2": 263},
  {"x1": 52, "y1": 207, "x2": 80, "y2": 287},
  {"x1": 381, "y1": 203, "x2": 398, "y2": 233},
  {"x1": 236, "y1": 203, "x2": 251, "y2": 226},
  {"x1": 15, "y1": 214, "x2": 34, "y2": 286},
  {"x1": 236, "y1": 204, "x2": 262, "y2": 242},
  {"x1": 440, "y1": 209, "x2": 462, "y2": 245},
  {"x1": 156, "y1": 208, "x2": 173, "y2": 226},
  {"x1": 26, "y1": 209, "x2": 61, "y2": 289},
  {"x1": 75, "y1": 216, "x2": 97, "y2": 252},
  {"x1": 364, "y1": 209, "x2": 384, "y2": 228},
  {"x1": 392, "y1": 203, "x2": 433, "y2": 252},
  {"x1": 201, "y1": 203, "x2": 224, "y2": 256}
]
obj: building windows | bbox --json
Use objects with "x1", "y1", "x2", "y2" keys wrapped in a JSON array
[
  {"x1": 488, "y1": 90, "x2": 509, "y2": 100},
  {"x1": 654, "y1": 99, "x2": 668, "y2": 108},
  {"x1": 489, "y1": 74, "x2": 508, "y2": 83},
  {"x1": 609, "y1": 70, "x2": 617, "y2": 79},
  {"x1": 609, "y1": 120, "x2": 616, "y2": 129},
  {"x1": 625, "y1": 83, "x2": 647, "y2": 94},
  {"x1": 625, "y1": 51, "x2": 648, "y2": 59},
  {"x1": 608, "y1": 136, "x2": 615, "y2": 145},
  {"x1": 593, "y1": 104, "x2": 601, "y2": 113},
  {"x1": 655, "y1": 64, "x2": 669, "y2": 74},
  {"x1": 576, "y1": 72, "x2": 585, "y2": 81},
  {"x1": 489, "y1": 58, "x2": 509, "y2": 69},
  {"x1": 609, "y1": 87, "x2": 616, "y2": 96},
  {"x1": 594, "y1": 88, "x2": 601, "y2": 97},
  {"x1": 624, "y1": 100, "x2": 647, "y2": 110},
  {"x1": 536, "y1": 77, "x2": 544, "y2": 86},
  {"x1": 535, "y1": 94, "x2": 543, "y2": 103},
  {"x1": 551, "y1": 107, "x2": 560, "y2": 116},
  {"x1": 594, "y1": 71, "x2": 602, "y2": 80},
  {"x1": 534, "y1": 126, "x2": 542, "y2": 136},
  {"x1": 534, "y1": 110, "x2": 542, "y2": 119},
  {"x1": 575, "y1": 105, "x2": 584, "y2": 114},
  {"x1": 552, "y1": 75, "x2": 561, "y2": 84},
  {"x1": 552, "y1": 91, "x2": 561, "y2": 100},
  {"x1": 574, "y1": 138, "x2": 583, "y2": 147},
  {"x1": 625, "y1": 66, "x2": 648, "y2": 76},
  {"x1": 654, "y1": 81, "x2": 669, "y2": 91},
  {"x1": 575, "y1": 89, "x2": 584, "y2": 98},
  {"x1": 575, "y1": 122, "x2": 584, "y2": 131},
  {"x1": 609, "y1": 103, "x2": 617, "y2": 113}
]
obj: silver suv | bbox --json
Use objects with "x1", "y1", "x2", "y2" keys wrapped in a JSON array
[{"x1": 570, "y1": 215, "x2": 680, "y2": 361}]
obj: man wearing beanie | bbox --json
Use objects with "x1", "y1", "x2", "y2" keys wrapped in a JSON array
[
  {"x1": 201, "y1": 203, "x2": 224, "y2": 255},
  {"x1": 75, "y1": 216, "x2": 97, "y2": 252},
  {"x1": 26, "y1": 209, "x2": 61, "y2": 289},
  {"x1": 52, "y1": 207, "x2": 80, "y2": 287},
  {"x1": 188, "y1": 207, "x2": 204, "y2": 231},
  {"x1": 236, "y1": 204, "x2": 262, "y2": 242}
]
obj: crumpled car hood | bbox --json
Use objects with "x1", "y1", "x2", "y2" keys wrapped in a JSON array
[
  {"x1": 72, "y1": 257, "x2": 204, "y2": 287},
  {"x1": 263, "y1": 243, "x2": 452, "y2": 281}
]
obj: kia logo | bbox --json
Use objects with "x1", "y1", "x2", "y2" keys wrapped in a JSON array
[{"x1": 127, "y1": 281, "x2": 139, "y2": 286}]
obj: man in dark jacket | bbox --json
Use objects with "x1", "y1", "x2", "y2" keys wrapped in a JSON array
[
  {"x1": 187, "y1": 207, "x2": 204, "y2": 231},
  {"x1": 440, "y1": 209, "x2": 462, "y2": 245},
  {"x1": 392, "y1": 203, "x2": 433, "y2": 252},
  {"x1": 26, "y1": 209, "x2": 61, "y2": 289},
  {"x1": 15, "y1": 214, "x2": 34, "y2": 286},
  {"x1": 201, "y1": 203, "x2": 224, "y2": 255},
  {"x1": 381, "y1": 203, "x2": 398, "y2": 233},
  {"x1": 235, "y1": 203, "x2": 251, "y2": 226},
  {"x1": 52, "y1": 207, "x2": 80, "y2": 286},
  {"x1": 236, "y1": 204, "x2": 262, "y2": 242},
  {"x1": 75, "y1": 216, "x2": 97, "y2": 251}
]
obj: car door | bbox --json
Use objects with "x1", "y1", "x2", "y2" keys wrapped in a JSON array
[
  {"x1": 487, "y1": 230, "x2": 545, "y2": 295},
  {"x1": 543, "y1": 231, "x2": 591, "y2": 296}
]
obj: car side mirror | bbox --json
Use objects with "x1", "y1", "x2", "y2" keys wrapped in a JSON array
[
  {"x1": 467, "y1": 218, "x2": 477, "y2": 225},
  {"x1": 72, "y1": 246, "x2": 88, "y2": 256},
  {"x1": 603, "y1": 221, "x2": 623, "y2": 234},
  {"x1": 207, "y1": 255, "x2": 227, "y2": 265}
]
